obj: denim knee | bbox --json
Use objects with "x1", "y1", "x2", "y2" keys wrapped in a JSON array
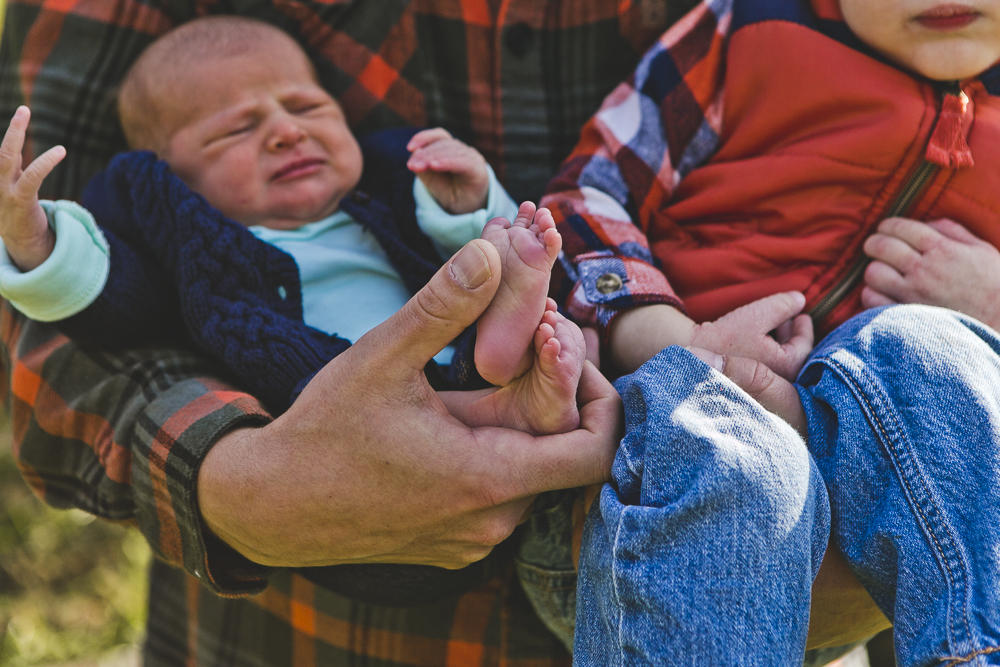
[
  {"x1": 799, "y1": 304, "x2": 1000, "y2": 667},
  {"x1": 575, "y1": 347, "x2": 829, "y2": 666}
]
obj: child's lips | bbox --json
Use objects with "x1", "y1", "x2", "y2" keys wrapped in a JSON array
[
  {"x1": 272, "y1": 158, "x2": 325, "y2": 181},
  {"x1": 915, "y1": 4, "x2": 981, "y2": 29}
]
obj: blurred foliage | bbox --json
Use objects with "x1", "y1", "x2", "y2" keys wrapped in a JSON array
[
  {"x1": 0, "y1": 3, "x2": 151, "y2": 664},
  {"x1": 0, "y1": 427, "x2": 150, "y2": 666}
]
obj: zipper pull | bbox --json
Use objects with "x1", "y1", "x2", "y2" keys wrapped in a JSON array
[{"x1": 925, "y1": 82, "x2": 974, "y2": 169}]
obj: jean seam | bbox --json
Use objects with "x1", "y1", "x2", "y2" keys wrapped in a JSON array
[
  {"x1": 940, "y1": 645, "x2": 1000, "y2": 666},
  {"x1": 611, "y1": 509, "x2": 625, "y2": 667},
  {"x1": 825, "y1": 355, "x2": 974, "y2": 656}
]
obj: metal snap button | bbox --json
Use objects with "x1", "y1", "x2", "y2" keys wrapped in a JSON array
[
  {"x1": 595, "y1": 273, "x2": 623, "y2": 294},
  {"x1": 277, "y1": 286, "x2": 288, "y2": 300}
]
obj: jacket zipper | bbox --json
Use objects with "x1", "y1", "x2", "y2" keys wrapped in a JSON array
[
  {"x1": 807, "y1": 81, "x2": 962, "y2": 324},
  {"x1": 808, "y1": 159, "x2": 939, "y2": 323}
]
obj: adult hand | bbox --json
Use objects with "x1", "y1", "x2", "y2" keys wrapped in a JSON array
[
  {"x1": 688, "y1": 349, "x2": 892, "y2": 648},
  {"x1": 863, "y1": 217, "x2": 1000, "y2": 329},
  {"x1": 198, "y1": 239, "x2": 622, "y2": 569}
]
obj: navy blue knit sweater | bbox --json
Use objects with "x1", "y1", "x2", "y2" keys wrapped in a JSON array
[{"x1": 61, "y1": 128, "x2": 482, "y2": 414}]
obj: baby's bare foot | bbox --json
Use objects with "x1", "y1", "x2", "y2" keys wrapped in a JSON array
[
  {"x1": 476, "y1": 202, "x2": 562, "y2": 385},
  {"x1": 496, "y1": 302, "x2": 586, "y2": 435}
]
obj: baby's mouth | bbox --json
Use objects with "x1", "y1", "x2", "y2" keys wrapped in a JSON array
[
  {"x1": 272, "y1": 158, "x2": 326, "y2": 181},
  {"x1": 915, "y1": 4, "x2": 981, "y2": 29}
]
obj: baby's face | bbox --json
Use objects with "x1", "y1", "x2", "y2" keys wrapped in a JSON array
[
  {"x1": 839, "y1": 0, "x2": 1000, "y2": 80},
  {"x1": 160, "y1": 39, "x2": 362, "y2": 229}
]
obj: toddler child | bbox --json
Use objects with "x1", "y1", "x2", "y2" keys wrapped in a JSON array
[
  {"x1": 0, "y1": 16, "x2": 588, "y2": 604},
  {"x1": 549, "y1": 0, "x2": 1000, "y2": 376},
  {"x1": 533, "y1": 0, "x2": 1000, "y2": 664}
]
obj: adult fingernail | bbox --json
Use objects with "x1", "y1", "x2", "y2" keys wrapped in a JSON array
[
  {"x1": 451, "y1": 243, "x2": 492, "y2": 288},
  {"x1": 685, "y1": 347, "x2": 725, "y2": 372}
]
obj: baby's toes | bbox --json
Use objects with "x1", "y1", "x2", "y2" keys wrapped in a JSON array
[
  {"x1": 551, "y1": 314, "x2": 587, "y2": 366},
  {"x1": 531, "y1": 207, "x2": 556, "y2": 233},
  {"x1": 482, "y1": 216, "x2": 513, "y2": 248},
  {"x1": 536, "y1": 332, "x2": 563, "y2": 378},
  {"x1": 512, "y1": 201, "x2": 537, "y2": 229},
  {"x1": 534, "y1": 317, "x2": 557, "y2": 357},
  {"x1": 540, "y1": 226, "x2": 562, "y2": 261}
]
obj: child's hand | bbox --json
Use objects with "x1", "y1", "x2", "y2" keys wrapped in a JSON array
[
  {"x1": 0, "y1": 106, "x2": 65, "y2": 271},
  {"x1": 608, "y1": 292, "x2": 813, "y2": 380},
  {"x1": 862, "y1": 217, "x2": 1000, "y2": 329},
  {"x1": 689, "y1": 292, "x2": 814, "y2": 381},
  {"x1": 407, "y1": 128, "x2": 490, "y2": 215}
]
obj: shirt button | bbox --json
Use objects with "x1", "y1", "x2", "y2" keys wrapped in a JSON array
[
  {"x1": 596, "y1": 273, "x2": 624, "y2": 295},
  {"x1": 505, "y1": 23, "x2": 534, "y2": 57},
  {"x1": 277, "y1": 286, "x2": 288, "y2": 300}
]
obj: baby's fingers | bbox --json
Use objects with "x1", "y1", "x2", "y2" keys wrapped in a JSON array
[
  {"x1": 410, "y1": 140, "x2": 481, "y2": 174},
  {"x1": 15, "y1": 145, "x2": 65, "y2": 200},
  {"x1": 407, "y1": 128, "x2": 453, "y2": 152},
  {"x1": 0, "y1": 106, "x2": 30, "y2": 178}
]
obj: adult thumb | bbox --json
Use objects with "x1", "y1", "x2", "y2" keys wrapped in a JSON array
[{"x1": 356, "y1": 239, "x2": 502, "y2": 374}]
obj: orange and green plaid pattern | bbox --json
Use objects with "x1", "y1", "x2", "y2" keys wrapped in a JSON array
[{"x1": 0, "y1": 1, "x2": 703, "y2": 664}]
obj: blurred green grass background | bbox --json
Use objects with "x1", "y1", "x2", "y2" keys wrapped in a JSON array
[
  {"x1": 0, "y1": 2, "x2": 146, "y2": 665},
  {"x1": 0, "y1": 417, "x2": 151, "y2": 666}
]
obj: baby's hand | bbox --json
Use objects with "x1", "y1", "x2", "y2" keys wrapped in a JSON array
[
  {"x1": 689, "y1": 292, "x2": 815, "y2": 381},
  {"x1": 0, "y1": 106, "x2": 65, "y2": 271},
  {"x1": 407, "y1": 128, "x2": 489, "y2": 215},
  {"x1": 862, "y1": 217, "x2": 1000, "y2": 329}
]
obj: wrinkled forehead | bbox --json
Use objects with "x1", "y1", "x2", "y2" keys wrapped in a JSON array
[{"x1": 151, "y1": 36, "x2": 318, "y2": 135}]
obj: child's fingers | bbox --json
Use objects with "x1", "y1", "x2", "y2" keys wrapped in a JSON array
[
  {"x1": 406, "y1": 127, "x2": 453, "y2": 152},
  {"x1": 15, "y1": 145, "x2": 65, "y2": 199},
  {"x1": 418, "y1": 152, "x2": 479, "y2": 175},
  {"x1": 927, "y1": 218, "x2": 985, "y2": 246},
  {"x1": 776, "y1": 313, "x2": 813, "y2": 378},
  {"x1": 877, "y1": 217, "x2": 941, "y2": 254},
  {"x1": 861, "y1": 285, "x2": 897, "y2": 310},
  {"x1": 408, "y1": 140, "x2": 460, "y2": 171},
  {"x1": 413, "y1": 139, "x2": 476, "y2": 161},
  {"x1": 0, "y1": 106, "x2": 30, "y2": 177}
]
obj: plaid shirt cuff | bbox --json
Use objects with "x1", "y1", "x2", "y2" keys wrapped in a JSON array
[
  {"x1": 131, "y1": 376, "x2": 274, "y2": 596},
  {"x1": 567, "y1": 252, "x2": 685, "y2": 342}
]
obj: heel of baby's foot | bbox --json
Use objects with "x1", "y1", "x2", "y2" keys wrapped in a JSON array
[{"x1": 475, "y1": 343, "x2": 523, "y2": 386}]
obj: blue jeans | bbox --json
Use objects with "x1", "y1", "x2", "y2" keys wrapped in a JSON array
[{"x1": 574, "y1": 306, "x2": 1000, "y2": 666}]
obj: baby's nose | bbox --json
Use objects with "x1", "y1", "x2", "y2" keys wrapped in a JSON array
[{"x1": 268, "y1": 118, "x2": 307, "y2": 150}]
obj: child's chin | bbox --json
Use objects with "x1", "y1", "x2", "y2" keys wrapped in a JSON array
[
  {"x1": 906, "y1": 43, "x2": 999, "y2": 81},
  {"x1": 271, "y1": 190, "x2": 343, "y2": 222}
]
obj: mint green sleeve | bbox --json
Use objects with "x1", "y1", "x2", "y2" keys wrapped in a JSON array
[
  {"x1": 413, "y1": 164, "x2": 520, "y2": 258},
  {"x1": 0, "y1": 200, "x2": 110, "y2": 322}
]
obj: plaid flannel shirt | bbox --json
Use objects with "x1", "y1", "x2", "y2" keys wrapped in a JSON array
[
  {"x1": 0, "y1": 1, "x2": 701, "y2": 664},
  {"x1": 543, "y1": 0, "x2": 730, "y2": 336}
]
